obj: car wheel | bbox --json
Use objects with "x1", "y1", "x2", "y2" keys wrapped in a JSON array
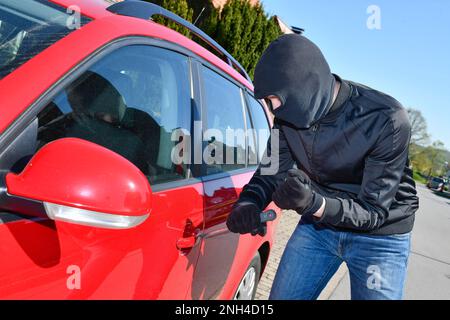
[{"x1": 233, "y1": 252, "x2": 261, "y2": 300}]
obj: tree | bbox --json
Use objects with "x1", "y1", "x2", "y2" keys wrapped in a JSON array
[
  {"x1": 405, "y1": 109, "x2": 449, "y2": 177},
  {"x1": 146, "y1": 0, "x2": 194, "y2": 38},
  {"x1": 407, "y1": 108, "x2": 432, "y2": 173},
  {"x1": 205, "y1": 0, "x2": 282, "y2": 78},
  {"x1": 148, "y1": 0, "x2": 281, "y2": 79},
  {"x1": 186, "y1": 0, "x2": 214, "y2": 25},
  {"x1": 426, "y1": 141, "x2": 446, "y2": 177},
  {"x1": 200, "y1": 5, "x2": 220, "y2": 38},
  {"x1": 406, "y1": 108, "x2": 429, "y2": 146},
  {"x1": 241, "y1": 4, "x2": 266, "y2": 74},
  {"x1": 411, "y1": 149, "x2": 432, "y2": 174}
]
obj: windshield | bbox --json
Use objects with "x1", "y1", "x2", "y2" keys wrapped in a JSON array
[
  {"x1": 432, "y1": 178, "x2": 444, "y2": 183},
  {"x1": 0, "y1": 0, "x2": 90, "y2": 79}
]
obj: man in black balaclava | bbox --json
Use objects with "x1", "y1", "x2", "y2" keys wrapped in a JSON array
[{"x1": 226, "y1": 34, "x2": 419, "y2": 300}]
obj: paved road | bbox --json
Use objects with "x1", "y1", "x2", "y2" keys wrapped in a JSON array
[
  {"x1": 329, "y1": 184, "x2": 450, "y2": 300},
  {"x1": 256, "y1": 184, "x2": 450, "y2": 300}
]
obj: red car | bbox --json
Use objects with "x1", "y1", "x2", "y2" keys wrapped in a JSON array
[{"x1": 0, "y1": 0, "x2": 280, "y2": 299}]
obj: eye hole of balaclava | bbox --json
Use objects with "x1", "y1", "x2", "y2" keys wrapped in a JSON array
[{"x1": 264, "y1": 97, "x2": 275, "y2": 113}]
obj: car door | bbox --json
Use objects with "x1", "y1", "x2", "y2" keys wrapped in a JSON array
[
  {"x1": 0, "y1": 42, "x2": 204, "y2": 299},
  {"x1": 188, "y1": 65, "x2": 256, "y2": 300}
]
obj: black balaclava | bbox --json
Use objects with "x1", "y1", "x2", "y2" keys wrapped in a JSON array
[{"x1": 254, "y1": 34, "x2": 336, "y2": 129}]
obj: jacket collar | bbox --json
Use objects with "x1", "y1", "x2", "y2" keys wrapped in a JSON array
[{"x1": 320, "y1": 74, "x2": 352, "y2": 123}]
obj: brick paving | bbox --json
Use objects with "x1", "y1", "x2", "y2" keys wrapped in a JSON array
[{"x1": 255, "y1": 210, "x2": 300, "y2": 300}]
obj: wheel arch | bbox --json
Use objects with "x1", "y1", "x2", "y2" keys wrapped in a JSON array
[{"x1": 258, "y1": 241, "x2": 271, "y2": 279}]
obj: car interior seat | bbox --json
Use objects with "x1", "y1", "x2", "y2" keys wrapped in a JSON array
[{"x1": 64, "y1": 70, "x2": 149, "y2": 174}]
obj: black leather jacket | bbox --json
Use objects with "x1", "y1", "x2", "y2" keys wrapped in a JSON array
[{"x1": 240, "y1": 79, "x2": 419, "y2": 235}]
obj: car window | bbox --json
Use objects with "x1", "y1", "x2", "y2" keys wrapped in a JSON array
[
  {"x1": 36, "y1": 45, "x2": 191, "y2": 185},
  {"x1": 202, "y1": 66, "x2": 246, "y2": 175},
  {"x1": 0, "y1": 0, "x2": 90, "y2": 79},
  {"x1": 246, "y1": 94, "x2": 270, "y2": 162}
]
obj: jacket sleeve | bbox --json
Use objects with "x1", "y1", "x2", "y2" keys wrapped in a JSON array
[
  {"x1": 317, "y1": 109, "x2": 412, "y2": 231},
  {"x1": 237, "y1": 122, "x2": 295, "y2": 210}
]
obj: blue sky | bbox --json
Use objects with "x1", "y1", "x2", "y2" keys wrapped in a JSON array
[{"x1": 261, "y1": 0, "x2": 450, "y2": 149}]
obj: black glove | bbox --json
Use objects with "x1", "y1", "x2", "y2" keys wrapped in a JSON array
[
  {"x1": 272, "y1": 169, "x2": 324, "y2": 217},
  {"x1": 226, "y1": 201, "x2": 261, "y2": 234}
]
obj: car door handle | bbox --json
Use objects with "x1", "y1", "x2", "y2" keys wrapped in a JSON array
[
  {"x1": 176, "y1": 236, "x2": 197, "y2": 250},
  {"x1": 176, "y1": 228, "x2": 203, "y2": 250}
]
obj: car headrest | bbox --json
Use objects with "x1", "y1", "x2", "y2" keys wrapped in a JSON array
[{"x1": 66, "y1": 71, "x2": 127, "y2": 125}]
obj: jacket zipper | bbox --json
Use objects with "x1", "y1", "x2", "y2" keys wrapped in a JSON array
[{"x1": 311, "y1": 123, "x2": 320, "y2": 182}]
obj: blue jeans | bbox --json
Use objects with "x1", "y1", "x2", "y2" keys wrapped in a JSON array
[{"x1": 269, "y1": 220, "x2": 412, "y2": 300}]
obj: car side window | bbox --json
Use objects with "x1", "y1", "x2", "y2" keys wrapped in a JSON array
[
  {"x1": 246, "y1": 94, "x2": 270, "y2": 162},
  {"x1": 36, "y1": 45, "x2": 191, "y2": 186},
  {"x1": 201, "y1": 66, "x2": 246, "y2": 175}
]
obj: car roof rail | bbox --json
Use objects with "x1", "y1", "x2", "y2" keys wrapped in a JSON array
[{"x1": 106, "y1": 0, "x2": 252, "y2": 82}]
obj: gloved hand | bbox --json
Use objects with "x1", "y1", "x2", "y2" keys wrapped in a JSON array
[
  {"x1": 226, "y1": 201, "x2": 261, "y2": 234},
  {"x1": 272, "y1": 169, "x2": 324, "y2": 217}
]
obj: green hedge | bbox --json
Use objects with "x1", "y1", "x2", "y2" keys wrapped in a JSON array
[{"x1": 146, "y1": 0, "x2": 282, "y2": 79}]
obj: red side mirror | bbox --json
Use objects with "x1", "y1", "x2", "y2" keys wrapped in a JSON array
[{"x1": 5, "y1": 138, "x2": 152, "y2": 229}]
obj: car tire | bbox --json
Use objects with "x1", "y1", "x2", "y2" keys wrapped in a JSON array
[{"x1": 233, "y1": 252, "x2": 262, "y2": 300}]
